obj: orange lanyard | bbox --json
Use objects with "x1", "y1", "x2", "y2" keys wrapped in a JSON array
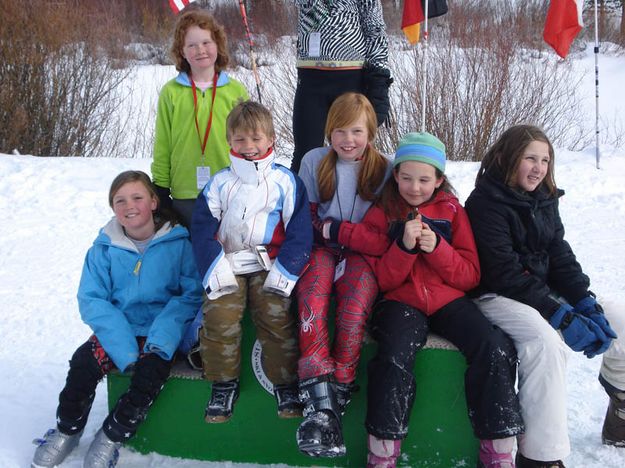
[{"x1": 191, "y1": 72, "x2": 218, "y2": 158}]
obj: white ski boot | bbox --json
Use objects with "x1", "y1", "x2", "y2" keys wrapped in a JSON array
[
  {"x1": 32, "y1": 428, "x2": 83, "y2": 467},
  {"x1": 83, "y1": 428, "x2": 121, "y2": 468}
]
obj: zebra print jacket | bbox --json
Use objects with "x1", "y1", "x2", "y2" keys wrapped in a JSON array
[{"x1": 295, "y1": 0, "x2": 388, "y2": 69}]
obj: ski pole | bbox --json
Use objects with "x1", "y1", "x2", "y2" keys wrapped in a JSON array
[
  {"x1": 238, "y1": 0, "x2": 263, "y2": 103},
  {"x1": 420, "y1": 0, "x2": 430, "y2": 133}
]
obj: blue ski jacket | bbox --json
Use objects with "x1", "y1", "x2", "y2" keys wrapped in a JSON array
[{"x1": 77, "y1": 219, "x2": 204, "y2": 371}]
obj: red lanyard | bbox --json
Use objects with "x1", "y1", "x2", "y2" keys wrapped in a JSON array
[{"x1": 191, "y1": 72, "x2": 218, "y2": 157}]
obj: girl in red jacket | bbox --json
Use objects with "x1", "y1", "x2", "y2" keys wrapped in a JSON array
[{"x1": 362, "y1": 133, "x2": 523, "y2": 468}]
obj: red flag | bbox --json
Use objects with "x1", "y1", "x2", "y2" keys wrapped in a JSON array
[
  {"x1": 543, "y1": 0, "x2": 583, "y2": 58},
  {"x1": 402, "y1": 0, "x2": 425, "y2": 45},
  {"x1": 169, "y1": 0, "x2": 196, "y2": 15}
]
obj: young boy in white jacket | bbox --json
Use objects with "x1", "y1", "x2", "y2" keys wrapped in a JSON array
[{"x1": 191, "y1": 101, "x2": 313, "y2": 423}]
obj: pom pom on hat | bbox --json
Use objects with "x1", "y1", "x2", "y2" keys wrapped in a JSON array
[{"x1": 393, "y1": 132, "x2": 446, "y2": 172}]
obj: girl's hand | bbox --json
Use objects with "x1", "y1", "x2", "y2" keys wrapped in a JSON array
[
  {"x1": 419, "y1": 223, "x2": 437, "y2": 253},
  {"x1": 402, "y1": 218, "x2": 422, "y2": 250}
]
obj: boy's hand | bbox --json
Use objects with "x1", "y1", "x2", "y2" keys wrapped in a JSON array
[{"x1": 419, "y1": 223, "x2": 437, "y2": 253}]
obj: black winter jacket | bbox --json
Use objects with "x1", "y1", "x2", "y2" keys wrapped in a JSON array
[{"x1": 465, "y1": 172, "x2": 589, "y2": 320}]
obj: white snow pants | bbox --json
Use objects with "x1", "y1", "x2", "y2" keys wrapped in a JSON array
[
  {"x1": 598, "y1": 298, "x2": 625, "y2": 393},
  {"x1": 475, "y1": 294, "x2": 570, "y2": 461},
  {"x1": 475, "y1": 294, "x2": 625, "y2": 461}
]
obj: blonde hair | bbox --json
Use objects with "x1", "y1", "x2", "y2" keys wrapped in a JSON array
[
  {"x1": 226, "y1": 101, "x2": 275, "y2": 140},
  {"x1": 317, "y1": 92, "x2": 387, "y2": 203},
  {"x1": 171, "y1": 9, "x2": 229, "y2": 75}
]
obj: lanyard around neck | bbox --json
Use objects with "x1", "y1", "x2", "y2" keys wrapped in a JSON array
[
  {"x1": 335, "y1": 169, "x2": 358, "y2": 223},
  {"x1": 191, "y1": 72, "x2": 218, "y2": 158}
]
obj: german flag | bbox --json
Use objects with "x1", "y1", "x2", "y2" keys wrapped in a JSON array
[{"x1": 402, "y1": 0, "x2": 426, "y2": 45}]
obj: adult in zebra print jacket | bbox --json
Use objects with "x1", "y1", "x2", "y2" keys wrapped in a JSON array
[{"x1": 291, "y1": 0, "x2": 392, "y2": 173}]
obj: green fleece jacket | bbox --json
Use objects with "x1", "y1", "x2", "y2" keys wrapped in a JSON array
[{"x1": 151, "y1": 71, "x2": 249, "y2": 200}]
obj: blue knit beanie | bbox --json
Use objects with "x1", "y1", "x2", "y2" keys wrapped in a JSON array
[{"x1": 393, "y1": 132, "x2": 446, "y2": 173}]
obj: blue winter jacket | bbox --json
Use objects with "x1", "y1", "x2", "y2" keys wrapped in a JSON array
[{"x1": 77, "y1": 218, "x2": 204, "y2": 372}]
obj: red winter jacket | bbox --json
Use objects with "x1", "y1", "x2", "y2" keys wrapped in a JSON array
[{"x1": 360, "y1": 191, "x2": 481, "y2": 315}]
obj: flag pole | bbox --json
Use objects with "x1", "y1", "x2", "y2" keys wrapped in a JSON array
[
  {"x1": 420, "y1": 1, "x2": 430, "y2": 132},
  {"x1": 593, "y1": 0, "x2": 601, "y2": 169}
]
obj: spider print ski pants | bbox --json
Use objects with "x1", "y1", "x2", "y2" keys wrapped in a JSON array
[{"x1": 296, "y1": 247, "x2": 378, "y2": 384}]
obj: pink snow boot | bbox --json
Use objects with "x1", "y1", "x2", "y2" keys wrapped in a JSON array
[
  {"x1": 478, "y1": 437, "x2": 515, "y2": 468},
  {"x1": 366, "y1": 434, "x2": 401, "y2": 468}
]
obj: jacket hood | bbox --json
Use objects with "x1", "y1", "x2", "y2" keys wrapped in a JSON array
[
  {"x1": 95, "y1": 218, "x2": 187, "y2": 252},
  {"x1": 175, "y1": 71, "x2": 232, "y2": 88}
]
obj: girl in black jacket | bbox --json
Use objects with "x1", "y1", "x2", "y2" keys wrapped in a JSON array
[{"x1": 465, "y1": 125, "x2": 624, "y2": 467}]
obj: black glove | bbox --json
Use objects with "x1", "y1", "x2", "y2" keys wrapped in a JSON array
[
  {"x1": 154, "y1": 184, "x2": 173, "y2": 211},
  {"x1": 362, "y1": 65, "x2": 393, "y2": 126},
  {"x1": 312, "y1": 217, "x2": 340, "y2": 244}
]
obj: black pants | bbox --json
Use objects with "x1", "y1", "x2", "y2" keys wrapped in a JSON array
[
  {"x1": 365, "y1": 297, "x2": 524, "y2": 440},
  {"x1": 291, "y1": 68, "x2": 364, "y2": 174},
  {"x1": 172, "y1": 198, "x2": 196, "y2": 231},
  {"x1": 56, "y1": 338, "x2": 171, "y2": 442}
]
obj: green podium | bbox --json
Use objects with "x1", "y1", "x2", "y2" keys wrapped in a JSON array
[{"x1": 107, "y1": 316, "x2": 478, "y2": 467}]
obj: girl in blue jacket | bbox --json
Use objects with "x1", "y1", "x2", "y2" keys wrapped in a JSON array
[{"x1": 32, "y1": 171, "x2": 204, "y2": 468}]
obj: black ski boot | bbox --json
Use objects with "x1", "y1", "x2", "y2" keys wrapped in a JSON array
[
  {"x1": 335, "y1": 381, "x2": 359, "y2": 416},
  {"x1": 274, "y1": 383, "x2": 303, "y2": 418},
  {"x1": 515, "y1": 452, "x2": 565, "y2": 467},
  {"x1": 296, "y1": 374, "x2": 346, "y2": 458},
  {"x1": 205, "y1": 379, "x2": 239, "y2": 423}
]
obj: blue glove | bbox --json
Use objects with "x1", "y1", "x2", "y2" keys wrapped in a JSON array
[
  {"x1": 549, "y1": 304, "x2": 610, "y2": 355},
  {"x1": 582, "y1": 338, "x2": 612, "y2": 359},
  {"x1": 574, "y1": 296, "x2": 618, "y2": 339}
]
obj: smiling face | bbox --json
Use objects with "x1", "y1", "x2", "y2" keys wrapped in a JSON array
[
  {"x1": 330, "y1": 115, "x2": 369, "y2": 162},
  {"x1": 228, "y1": 128, "x2": 274, "y2": 160},
  {"x1": 394, "y1": 161, "x2": 443, "y2": 207},
  {"x1": 182, "y1": 26, "x2": 218, "y2": 80},
  {"x1": 514, "y1": 140, "x2": 550, "y2": 192},
  {"x1": 111, "y1": 181, "x2": 157, "y2": 241}
]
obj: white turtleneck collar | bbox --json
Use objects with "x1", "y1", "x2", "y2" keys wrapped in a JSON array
[{"x1": 228, "y1": 148, "x2": 275, "y2": 185}]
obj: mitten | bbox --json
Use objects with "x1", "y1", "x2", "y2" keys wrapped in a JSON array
[
  {"x1": 155, "y1": 184, "x2": 173, "y2": 211},
  {"x1": 362, "y1": 65, "x2": 393, "y2": 126},
  {"x1": 549, "y1": 304, "x2": 609, "y2": 354},
  {"x1": 582, "y1": 337, "x2": 612, "y2": 359},
  {"x1": 311, "y1": 215, "x2": 326, "y2": 244},
  {"x1": 313, "y1": 217, "x2": 339, "y2": 243},
  {"x1": 574, "y1": 296, "x2": 618, "y2": 339}
]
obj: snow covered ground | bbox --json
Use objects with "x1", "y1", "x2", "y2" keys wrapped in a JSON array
[{"x1": 1, "y1": 45, "x2": 625, "y2": 467}]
